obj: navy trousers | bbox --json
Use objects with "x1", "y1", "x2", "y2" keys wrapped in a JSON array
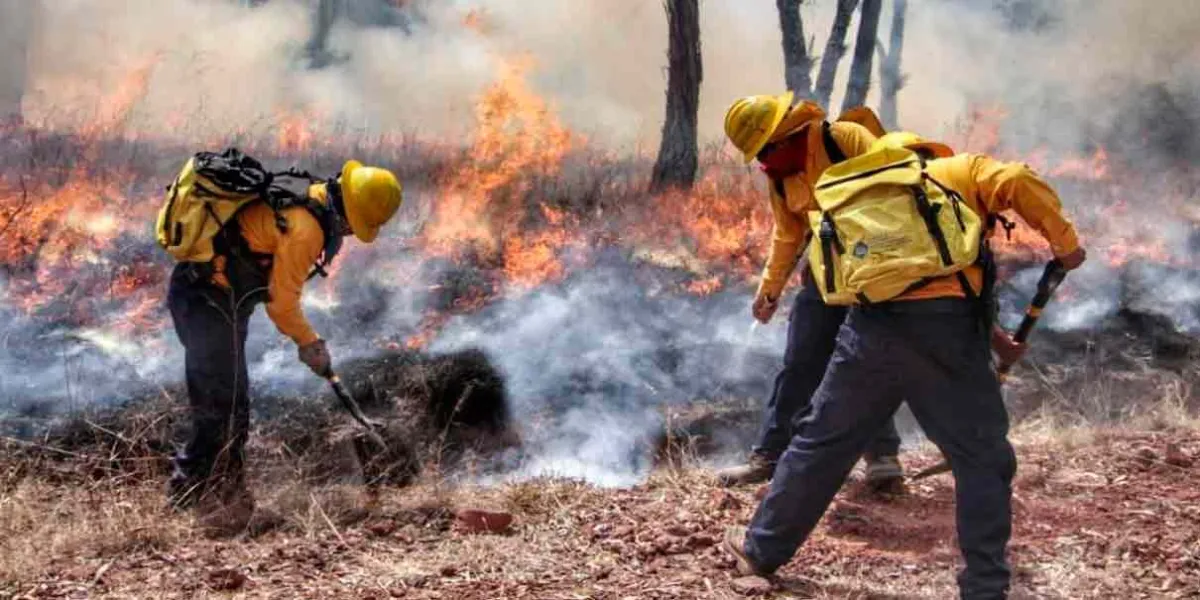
[
  {"x1": 166, "y1": 263, "x2": 262, "y2": 505},
  {"x1": 754, "y1": 281, "x2": 901, "y2": 461},
  {"x1": 745, "y1": 299, "x2": 1016, "y2": 599}
]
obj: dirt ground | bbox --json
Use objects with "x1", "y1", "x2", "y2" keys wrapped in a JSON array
[{"x1": 2, "y1": 426, "x2": 1198, "y2": 600}]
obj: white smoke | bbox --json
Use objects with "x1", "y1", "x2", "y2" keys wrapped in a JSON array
[{"x1": 2, "y1": 0, "x2": 1199, "y2": 483}]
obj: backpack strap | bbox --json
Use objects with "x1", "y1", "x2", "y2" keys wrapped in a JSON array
[{"x1": 821, "y1": 121, "x2": 848, "y2": 165}]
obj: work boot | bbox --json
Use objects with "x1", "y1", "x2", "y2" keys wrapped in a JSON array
[
  {"x1": 721, "y1": 526, "x2": 768, "y2": 577},
  {"x1": 715, "y1": 453, "x2": 776, "y2": 487},
  {"x1": 864, "y1": 454, "x2": 905, "y2": 492}
]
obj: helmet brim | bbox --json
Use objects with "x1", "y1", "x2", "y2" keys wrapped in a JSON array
[
  {"x1": 914, "y1": 142, "x2": 955, "y2": 159},
  {"x1": 741, "y1": 91, "x2": 795, "y2": 164}
]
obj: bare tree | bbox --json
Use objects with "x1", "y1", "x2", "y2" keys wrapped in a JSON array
[
  {"x1": 0, "y1": 0, "x2": 35, "y2": 123},
  {"x1": 305, "y1": 0, "x2": 343, "y2": 69},
  {"x1": 876, "y1": 0, "x2": 907, "y2": 129},
  {"x1": 650, "y1": 0, "x2": 703, "y2": 193},
  {"x1": 776, "y1": 0, "x2": 814, "y2": 99},
  {"x1": 841, "y1": 0, "x2": 882, "y2": 113},
  {"x1": 813, "y1": 0, "x2": 859, "y2": 109}
]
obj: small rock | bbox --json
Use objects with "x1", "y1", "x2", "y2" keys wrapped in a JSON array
[
  {"x1": 366, "y1": 519, "x2": 398, "y2": 537},
  {"x1": 1135, "y1": 446, "x2": 1158, "y2": 468},
  {"x1": 664, "y1": 524, "x2": 690, "y2": 537},
  {"x1": 591, "y1": 523, "x2": 612, "y2": 538},
  {"x1": 712, "y1": 490, "x2": 743, "y2": 511},
  {"x1": 454, "y1": 509, "x2": 513, "y2": 534},
  {"x1": 207, "y1": 568, "x2": 247, "y2": 591},
  {"x1": 1165, "y1": 443, "x2": 1193, "y2": 468},
  {"x1": 731, "y1": 575, "x2": 773, "y2": 595}
]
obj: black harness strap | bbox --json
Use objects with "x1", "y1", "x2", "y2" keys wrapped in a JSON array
[
  {"x1": 910, "y1": 185, "x2": 955, "y2": 267},
  {"x1": 818, "y1": 214, "x2": 843, "y2": 294},
  {"x1": 821, "y1": 121, "x2": 848, "y2": 165}
]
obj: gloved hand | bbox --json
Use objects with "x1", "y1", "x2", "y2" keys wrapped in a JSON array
[
  {"x1": 298, "y1": 339, "x2": 332, "y2": 377},
  {"x1": 990, "y1": 325, "x2": 1027, "y2": 370},
  {"x1": 751, "y1": 292, "x2": 779, "y2": 324}
]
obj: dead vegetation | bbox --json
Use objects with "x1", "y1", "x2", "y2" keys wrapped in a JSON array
[{"x1": 1, "y1": 417, "x2": 1197, "y2": 599}]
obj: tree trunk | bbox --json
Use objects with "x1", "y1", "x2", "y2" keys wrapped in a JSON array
[
  {"x1": 841, "y1": 0, "x2": 882, "y2": 113},
  {"x1": 776, "y1": 0, "x2": 813, "y2": 99},
  {"x1": 877, "y1": 0, "x2": 907, "y2": 129},
  {"x1": 0, "y1": 0, "x2": 35, "y2": 123},
  {"x1": 305, "y1": 0, "x2": 342, "y2": 69},
  {"x1": 650, "y1": 0, "x2": 703, "y2": 193},
  {"x1": 813, "y1": 0, "x2": 859, "y2": 110}
]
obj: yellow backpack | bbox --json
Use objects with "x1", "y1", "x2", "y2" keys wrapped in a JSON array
[
  {"x1": 155, "y1": 148, "x2": 342, "y2": 277},
  {"x1": 806, "y1": 146, "x2": 983, "y2": 305}
]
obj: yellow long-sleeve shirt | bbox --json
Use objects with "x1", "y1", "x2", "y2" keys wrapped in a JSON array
[
  {"x1": 212, "y1": 185, "x2": 328, "y2": 347},
  {"x1": 902, "y1": 153, "x2": 1082, "y2": 301},
  {"x1": 758, "y1": 120, "x2": 878, "y2": 300}
]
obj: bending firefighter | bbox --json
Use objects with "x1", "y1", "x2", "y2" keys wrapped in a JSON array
[
  {"x1": 721, "y1": 132, "x2": 1086, "y2": 599},
  {"x1": 155, "y1": 149, "x2": 402, "y2": 529},
  {"x1": 717, "y1": 93, "x2": 905, "y2": 488}
]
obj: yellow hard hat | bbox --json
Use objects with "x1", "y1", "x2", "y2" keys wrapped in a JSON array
[
  {"x1": 837, "y1": 106, "x2": 887, "y2": 137},
  {"x1": 870, "y1": 131, "x2": 955, "y2": 159},
  {"x1": 340, "y1": 160, "x2": 402, "y2": 243},
  {"x1": 724, "y1": 92, "x2": 794, "y2": 163}
]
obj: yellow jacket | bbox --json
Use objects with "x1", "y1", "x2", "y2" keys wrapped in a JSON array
[
  {"x1": 212, "y1": 184, "x2": 329, "y2": 347},
  {"x1": 758, "y1": 120, "x2": 878, "y2": 300},
  {"x1": 903, "y1": 154, "x2": 1082, "y2": 301}
]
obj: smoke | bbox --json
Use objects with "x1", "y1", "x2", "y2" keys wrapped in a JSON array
[
  {"x1": 11, "y1": 0, "x2": 1200, "y2": 148},
  {"x1": 2, "y1": 0, "x2": 1199, "y2": 483}
]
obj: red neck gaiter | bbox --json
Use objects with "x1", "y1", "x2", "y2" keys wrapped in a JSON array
[{"x1": 758, "y1": 130, "x2": 810, "y2": 180}]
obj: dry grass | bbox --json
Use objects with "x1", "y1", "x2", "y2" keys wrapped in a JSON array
[{"x1": 1, "y1": 418, "x2": 1197, "y2": 599}]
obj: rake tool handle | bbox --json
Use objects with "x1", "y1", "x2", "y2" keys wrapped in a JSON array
[
  {"x1": 912, "y1": 259, "x2": 1069, "y2": 481},
  {"x1": 327, "y1": 373, "x2": 389, "y2": 449},
  {"x1": 997, "y1": 259, "x2": 1068, "y2": 376}
]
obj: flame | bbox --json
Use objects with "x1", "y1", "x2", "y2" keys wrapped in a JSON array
[
  {"x1": 418, "y1": 55, "x2": 577, "y2": 275},
  {"x1": 276, "y1": 111, "x2": 315, "y2": 153},
  {"x1": 684, "y1": 276, "x2": 722, "y2": 296},
  {"x1": 76, "y1": 57, "x2": 157, "y2": 139},
  {"x1": 2, "y1": 52, "x2": 1195, "y2": 376}
]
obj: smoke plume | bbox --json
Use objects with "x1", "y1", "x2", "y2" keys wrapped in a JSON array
[{"x1": 1, "y1": 0, "x2": 1198, "y2": 483}]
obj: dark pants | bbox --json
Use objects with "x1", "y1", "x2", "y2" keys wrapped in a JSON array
[
  {"x1": 754, "y1": 281, "x2": 901, "y2": 461},
  {"x1": 166, "y1": 263, "x2": 261, "y2": 505},
  {"x1": 745, "y1": 299, "x2": 1015, "y2": 599}
]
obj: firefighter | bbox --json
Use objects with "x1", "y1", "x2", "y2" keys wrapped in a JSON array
[
  {"x1": 721, "y1": 132, "x2": 1087, "y2": 599},
  {"x1": 165, "y1": 159, "x2": 402, "y2": 532},
  {"x1": 716, "y1": 93, "x2": 906, "y2": 488}
]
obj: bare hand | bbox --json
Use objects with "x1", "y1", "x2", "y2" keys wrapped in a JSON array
[
  {"x1": 298, "y1": 339, "x2": 333, "y2": 377},
  {"x1": 991, "y1": 326, "x2": 1028, "y2": 369},
  {"x1": 752, "y1": 293, "x2": 779, "y2": 324},
  {"x1": 1057, "y1": 247, "x2": 1086, "y2": 271}
]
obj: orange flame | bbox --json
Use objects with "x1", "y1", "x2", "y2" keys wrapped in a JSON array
[{"x1": 418, "y1": 55, "x2": 576, "y2": 278}]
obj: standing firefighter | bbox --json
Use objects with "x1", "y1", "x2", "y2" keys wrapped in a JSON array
[
  {"x1": 155, "y1": 149, "x2": 402, "y2": 532},
  {"x1": 716, "y1": 93, "x2": 906, "y2": 488},
  {"x1": 721, "y1": 132, "x2": 1087, "y2": 599}
]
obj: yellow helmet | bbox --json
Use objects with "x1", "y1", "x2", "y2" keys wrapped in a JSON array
[
  {"x1": 340, "y1": 160, "x2": 402, "y2": 243},
  {"x1": 870, "y1": 131, "x2": 955, "y2": 159},
  {"x1": 724, "y1": 92, "x2": 794, "y2": 163},
  {"x1": 837, "y1": 106, "x2": 887, "y2": 137}
]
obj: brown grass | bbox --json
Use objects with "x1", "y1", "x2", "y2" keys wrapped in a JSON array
[{"x1": 2, "y1": 416, "x2": 1198, "y2": 599}]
